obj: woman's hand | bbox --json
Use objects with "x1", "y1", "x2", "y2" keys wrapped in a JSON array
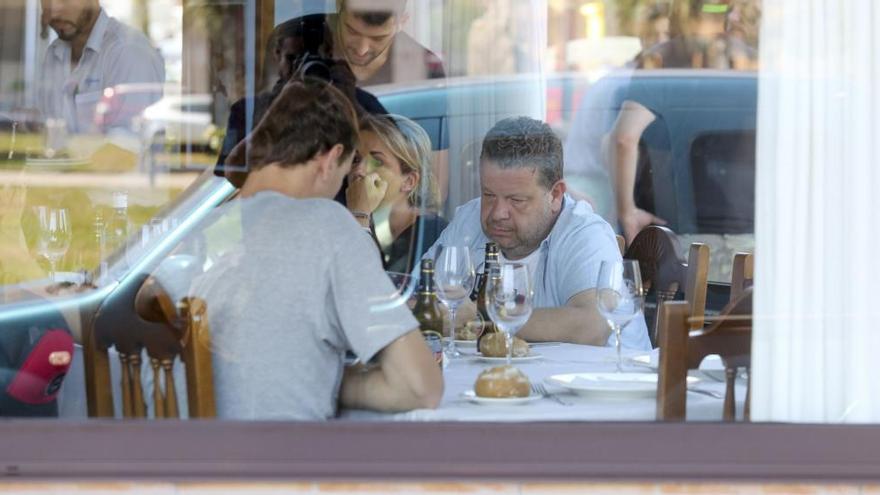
[{"x1": 347, "y1": 172, "x2": 388, "y2": 214}]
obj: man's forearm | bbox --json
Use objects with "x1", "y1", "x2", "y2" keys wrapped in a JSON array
[
  {"x1": 339, "y1": 365, "x2": 424, "y2": 412},
  {"x1": 516, "y1": 305, "x2": 611, "y2": 346},
  {"x1": 613, "y1": 138, "x2": 640, "y2": 215},
  {"x1": 339, "y1": 333, "x2": 443, "y2": 412}
]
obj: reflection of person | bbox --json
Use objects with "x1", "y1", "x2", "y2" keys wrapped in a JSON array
[
  {"x1": 636, "y1": 0, "x2": 757, "y2": 70},
  {"x1": 215, "y1": 15, "x2": 387, "y2": 176},
  {"x1": 613, "y1": 0, "x2": 759, "y2": 243},
  {"x1": 333, "y1": 0, "x2": 445, "y2": 86},
  {"x1": 38, "y1": 0, "x2": 164, "y2": 134},
  {"x1": 189, "y1": 80, "x2": 442, "y2": 420},
  {"x1": 638, "y1": 3, "x2": 671, "y2": 51},
  {"x1": 466, "y1": 0, "x2": 516, "y2": 76},
  {"x1": 346, "y1": 114, "x2": 446, "y2": 273},
  {"x1": 424, "y1": 117, "x2": 651, "y2": 349}
]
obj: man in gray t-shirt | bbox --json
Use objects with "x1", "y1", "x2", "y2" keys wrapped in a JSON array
[{"x1": 181, "y1": 80, "x2": 442, "y2": 420}]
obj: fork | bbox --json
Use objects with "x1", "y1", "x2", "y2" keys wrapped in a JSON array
[{"x1": 531, "y1": 382, "x2": 573, "y2": 406}]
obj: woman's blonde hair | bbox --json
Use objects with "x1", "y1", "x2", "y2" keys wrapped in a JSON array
[{"x1": 359, "y1": 114, "x2": 440, "y2": 210}]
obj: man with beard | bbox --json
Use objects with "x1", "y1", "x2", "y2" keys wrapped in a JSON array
[
  {"x1": 214, "y1": 15, "x2": 387, "y2": 179},
  {"x1": 333, "y1": 0, "x2": 445, "y2": 86},
  {"x1": 424, "y1": 117, "x2": 651, "y2": 349},
  {"x1": 333, "y1": 0, "x2": 450, "y2": 204},
  {"x1": 38, "y1": 0, "x2": 164, "y2": 134}
]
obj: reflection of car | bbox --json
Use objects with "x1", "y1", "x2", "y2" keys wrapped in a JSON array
[
  {"x1": 367, "y1": 73, "x2": 594, "y2": 218},
  {"x1": 140, "y1": 92, "x2": 215, "y2": 152},
  {"x1": 94, "y1": 83, "x2": 215, "y2": 152},
  {"x1": 371, "y1": 71, "x2": 758, "y2": 283}
]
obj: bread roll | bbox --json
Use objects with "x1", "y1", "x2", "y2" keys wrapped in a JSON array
[
  {"x1": 457, "y1": 321, "x2": 483, "y2": 341},
  {"x1": 479, "y1": 332, "x2": 530, "y2": 357},
  {"x1": 474, "y1": 365, "x2": 531, "y2": 398}
]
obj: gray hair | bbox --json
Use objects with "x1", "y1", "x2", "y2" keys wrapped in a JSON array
[{"x1": 479, "y1": 116, "x2": 563, "y2": 190}]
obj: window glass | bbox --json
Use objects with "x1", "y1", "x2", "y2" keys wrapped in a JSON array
[{"x1": 3, "y1": 0, "x2": 873, "y2": 428}]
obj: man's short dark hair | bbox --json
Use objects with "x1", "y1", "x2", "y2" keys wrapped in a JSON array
[
  {"x1": 339, "y1": 0, "x2": 406, "y2": 26},
  {"x1": 480, "y1": 116, "x2": 564, "y2": 189},
  {"x1": 227, "y1": 79, "x2": 358, "y2": 171},
  {"x1": 273, "y1": 15, "x2": 331, "y2": 55}
]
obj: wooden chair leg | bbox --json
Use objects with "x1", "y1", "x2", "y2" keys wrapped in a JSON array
[
  {"x1": 162, "y1": 359, "x2": 179, "y2": 418},
  {"x1": 150, "y1": 358, "x2": 165, "y2": 419},
  {"x1": 745, "y1": 368, "x2": 751, "y2": 421},
  {"x1": 119, "y1": 353, "x2": 133, "y2": 418},
  {"x1": 656, "y1": 301, "x2": 690, "y2": 421},
  {"x1": 84, "y1": 328, "x2": 114, "y2": 418},
  {"x1": 723, "y1": 367, "x2": 736, "y2": 421},
  {"x1": 129, "y1": 353, "x2": 147, "y2": 418}
]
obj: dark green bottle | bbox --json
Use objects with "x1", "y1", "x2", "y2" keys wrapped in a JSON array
[
  {"x1": 412, "y1": 259, "x2": 444, "y2": 366},
  {"x1": 475, "y1": 243, "x2": 501, "y2": 348}
]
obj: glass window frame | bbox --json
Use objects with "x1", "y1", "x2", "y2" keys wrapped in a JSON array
[
  {"x1": 2, "y1": 421, "x2": 879, "y2": 480},
  {"x1": 3, "y1": 0, "x2": 878, "y2": 482}
]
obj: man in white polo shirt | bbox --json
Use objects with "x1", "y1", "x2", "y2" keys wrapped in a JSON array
[
  {"x1": 38, "y1": 0, "x2": 164, "y2": 134},
  {"x1": 424, "y1": 117, "x2": 652, "y2": 350}
]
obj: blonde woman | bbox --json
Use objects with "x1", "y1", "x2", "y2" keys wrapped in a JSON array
[{"x1": 346, "y1": 114, "x2": 445, "y2": 273}]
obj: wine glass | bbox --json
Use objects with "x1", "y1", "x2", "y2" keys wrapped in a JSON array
[
  {"x1": 434, "y1": 245, "x2": 476, "y2": 358},
  {"x1": 596, "y1": 260, "x2": 645, "y2": 372},
  {"x1": 485, "y1": 262, "x2": 533, "y2": 365},
  {"x1": 34, "y1": 206, "x2": 72, "y2": 282}
]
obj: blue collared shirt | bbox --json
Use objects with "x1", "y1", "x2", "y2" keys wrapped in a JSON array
[
  {"x1": 39, "y1": 9, "x2": 165, "y2": 133},
  {"x1": 424, "y1": 194, "x2": 652, "y2": 350}
]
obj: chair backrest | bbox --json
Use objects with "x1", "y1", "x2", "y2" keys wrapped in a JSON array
[
  {"x1": 730, "y1": 252, "x2": 754, "y2": 303},
  {"x1": 87, "y1": 277, "x2": 216, "y2": 419},
  {"x1": 623, "y1": 225, "x2": 710, "y2": 347},
  {"x1": 656, "y1": 288, "x2": 752, "y2": 421}
]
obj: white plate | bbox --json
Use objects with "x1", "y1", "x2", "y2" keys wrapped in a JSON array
[
  {"x1": 474, "y1": 353, "x2": 542, "y2": 363},
  {"x1": 627, "y1": 353, "x2": 723, "y2": 371},
  {"x1": 545, "y1": 372, "x2": 699, "y2": 399},
  {"x1": 461, "y1": 390, "x2": 541, "y2": 405}
]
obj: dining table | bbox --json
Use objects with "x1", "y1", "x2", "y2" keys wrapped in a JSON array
[{"x1": 340, "y1": 342, "x2": 746, "y2": 422}]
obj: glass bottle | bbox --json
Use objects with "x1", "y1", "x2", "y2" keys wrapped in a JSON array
[
  {"x1": 412, "y1": 259, "x2": 444, "y2": 367},
  {"x1": 105, "y1": 191, "x2": 130, "y2": 268},
  {"x1": 475, "y1": 243, "x2": 500, "y2": 348}
]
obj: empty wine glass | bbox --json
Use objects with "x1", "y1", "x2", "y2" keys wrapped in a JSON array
[
  {"x1": 35, "y1": 206, "x2": 72, "y2": 282},
  {"x1": 434, "y1": 244, "x2": 476, "y2": 358},
  {"x1": 485, "y1": 262, "x2": 533, "y2": 365},
  {"x1": 596, "y1": 260, "x2": 644, "y2": 372}
]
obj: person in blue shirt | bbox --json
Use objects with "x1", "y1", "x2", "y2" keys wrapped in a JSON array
[{"x1": 424, "y1": 117, "x2": 651, "y2": 350}]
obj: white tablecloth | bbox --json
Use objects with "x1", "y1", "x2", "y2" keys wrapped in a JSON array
[{"x1": 340, "y1": 343, "x2": 746, "y2": 422}]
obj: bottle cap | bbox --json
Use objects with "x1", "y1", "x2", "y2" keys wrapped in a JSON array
[{"x1": 112, "y1": 191, "x2": 128, "y2": 209}]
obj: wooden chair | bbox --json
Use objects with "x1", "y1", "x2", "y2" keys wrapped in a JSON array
[
  {"x1": 623, "y1": 226, "x2": 710, "y2": 347},
  {"x1": 655, "y1": 288, "x2": 752, "y2": 421},
  {"x1": 85, "y1": 277, "x2": 216, "y2": 419},
  {"x1": 616, "y1": 234, "x2": 626, "y2": 256},
  {"x1": 730, "y1": 252, "x2": 754, "y2": 303}
]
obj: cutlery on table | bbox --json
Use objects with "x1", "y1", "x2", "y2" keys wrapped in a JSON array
[{"x1": 530, "y1": 382, "x2": 573, "y2": 406}]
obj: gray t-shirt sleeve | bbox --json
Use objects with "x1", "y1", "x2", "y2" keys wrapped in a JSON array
[{"x1": 327, "y1": 225, "x2": 420, "y2": 363}]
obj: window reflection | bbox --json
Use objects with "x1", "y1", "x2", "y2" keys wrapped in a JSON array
[{"x1": 0, "y1": 0, "x2": 767, "y2": 423}]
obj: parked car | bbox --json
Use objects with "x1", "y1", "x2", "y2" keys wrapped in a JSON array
[{"x1": 94, "y1": 83, "x2": 216, "y2": 161}]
